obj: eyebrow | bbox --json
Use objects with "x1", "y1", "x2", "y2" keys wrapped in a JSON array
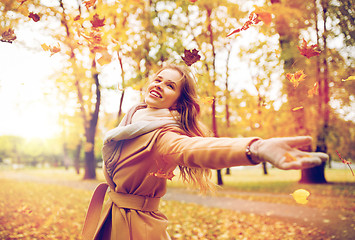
[{"x1": 156, "y1": 76, "x2": 177, "y2": 87}]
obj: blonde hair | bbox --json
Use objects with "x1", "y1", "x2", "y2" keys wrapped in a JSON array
[{"x1": 152, "y1": 64, "x2": 216, "y2": 192}]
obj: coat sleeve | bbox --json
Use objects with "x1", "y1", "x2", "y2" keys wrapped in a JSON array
[{"x1": 154, "y1": 128, "x2": 260, "y2": 169}]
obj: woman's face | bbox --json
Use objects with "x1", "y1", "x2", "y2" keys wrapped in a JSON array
[{"x1": 145, "y1": 68, "x2": 183, "y2": 109}]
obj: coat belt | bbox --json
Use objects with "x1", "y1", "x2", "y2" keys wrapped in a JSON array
[{"x1": 82, "y1": 182, "x2": 161, "y2": 240}]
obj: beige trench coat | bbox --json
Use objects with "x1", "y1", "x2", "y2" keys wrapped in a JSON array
[{"x1": 85, "y1": 126, "x2": 258, "y2": 240}]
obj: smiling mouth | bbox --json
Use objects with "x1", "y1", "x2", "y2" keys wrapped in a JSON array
[{"x1": 150, "y1": 89, "x2": 162, "y2": 98}]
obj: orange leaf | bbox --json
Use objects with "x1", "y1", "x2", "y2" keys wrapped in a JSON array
[
  {"x1": 286, "y1": 70, "x2": 306, "y2": 88},
  {"x1": 28, "y1": 12, "x2": 40, "y2": 22},
  {"x1": 200, "y1": 97, "x2": 214, "y2": 105},
  {"x1": 253, "y1": 6, "x2": 272, "y2": 26},
  {"x1": 96, "y1": 51, "x2": 112, "y2": 65},
  {"x1": 0, "y1": 28, "x2": 17, "y2": 43},
  {"x1": 41, "y1": 43, "x2": 61, "y2": 56},
  {"x1": 82, "y1": 0, "x2": 96, "y2": 9},
  {"x1": 150, "y1": 170, "x2": 175, "y2": 180},
  {"x1": 91, "y1": 13, "x2": 105, "y2": 28},
  {"x1": 181, "y1": 48, "x2": 201, "y2": 66},
  {"x1": 308, "y1": 82, "x2": 319, "y2": 97},
  {"x1": 297, "y1": 38, "x2": 321, "y2": 59},
  {"x1": 227, "y1": 12, "x2": 261, "y2": 37}
]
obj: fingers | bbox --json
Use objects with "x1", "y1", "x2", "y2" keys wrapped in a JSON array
[
  {"x1": 308, "y1": 152, "x2": 329, "y2": 162},
  {"x1": 281, "y1": 136, "x2": 313, "y2": 148},
  {"x1": 281, "y1": 155, "x2": 324, "y2": 170}
]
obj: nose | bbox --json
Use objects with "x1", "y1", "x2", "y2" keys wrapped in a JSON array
[{"x1": 154, "y1": 82, "x2": 163, "y2": 90}]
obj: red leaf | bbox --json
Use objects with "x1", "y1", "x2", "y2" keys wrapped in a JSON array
[
  {"x1": 181, "y1": 48, "x2": 201, "y2": 66},
  {"x1": 91, "y1": 14, "x2": 105, "y2": 28},
  {"x1": 28, "y1": 12, "x2": 40, "y2": 22},
  {"x1": 336, "y1": 150, "x2": 354, "y2": 176},
  {"x1": 227, "y1": 12, "x2": 262, "y2": 37},
  {"x1": 297, "y1": 38, "x2": 321, "y2": 58},
  {"x1": 0, "y1": 28, "x2": 17, "y2": 43},
  {"x1": 286, "y1": 70, "x2": 306, "y2": 88}
]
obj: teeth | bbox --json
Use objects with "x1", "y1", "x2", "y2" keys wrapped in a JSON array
[{"x1": 150, "y1": 90, "x2": 161, "y2": 98}]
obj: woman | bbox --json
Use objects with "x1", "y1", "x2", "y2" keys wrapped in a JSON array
[{"x1": 82, "y1": 64, "x2": 328, "y2": 240}]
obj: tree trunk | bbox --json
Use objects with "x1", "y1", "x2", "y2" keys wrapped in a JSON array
[
  {"x1": 206, "y1": 6, "x2": 223, "y2": 186},
  {"x1": 83, "y1": 69, "x2": 101, "y2": 179},
  {"x1": 74, "y1": 141, "x2": 82, "y2": 175},
  {"x1": 300, "y1": 0, "x2": 327, "y2": 183},
  {"x1": 117, "y1": 50, "x2": 126, "y2": 119}
]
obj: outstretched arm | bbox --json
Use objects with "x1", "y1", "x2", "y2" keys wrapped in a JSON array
[{"x1": 249, "y1": 136, "x2": 328, "y2": 170}]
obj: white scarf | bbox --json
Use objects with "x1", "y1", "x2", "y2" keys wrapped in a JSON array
[{"x1": 102, "y1": 104, "x2": 180, "y2": 177}]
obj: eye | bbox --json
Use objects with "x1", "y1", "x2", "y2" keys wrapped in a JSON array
[{"x1": 167, "y1": 83, "x2": 175, "y2": 89}]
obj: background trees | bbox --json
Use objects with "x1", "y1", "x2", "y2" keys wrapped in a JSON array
[{"x1": 1, "y1": 0, "x2": 353, "y2": 183}]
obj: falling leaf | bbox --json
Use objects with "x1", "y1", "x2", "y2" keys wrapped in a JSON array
[
  {"x1": 16, "y1": 0, "x2": 28, "y2": 7},
  {"x1": 150, "y1": 169, "x2": 175, "y2": 180},
  {"x1": 291, "y1": 189, "x2": 310, "y2": 204},
  {"x1": 308, "y1": 82, "x2": 319, "y2": 97},
  {"x1": 227, "y1": 12, "x2": 261, "y2": 37},
  {"x1": 286, "y1": 70, "x2": 306, "y2": 88},
  {"x1": 181, "y1": 48, "x2": 201, "y2": 66},
  {"x1": 200, "y1": 96, "x2": 214, "y2": 105},
  {"x1": 82, "y1": 0, "x2": 96, "y2": 9},
  {"x1": 336, "y1": 150, "x2": 354, "y2": 176},
  {"x1": 0, "y1": 28, "x2": 17, "y2": 43},
  {"x1": 253, "y1": 6, "x2": 272, "y2": 26},
  {"x1": 41, "y1": 43, "x2": 61, "y2": 56},
  {"x1": 91, "y1": 14, "x2": 105, "y2": 28},
  {"x1": 215, "y1": 114, "x2": 225, "y2": 118},
  {"x1": 74, "y1": 15, "x2": 81, "y2": 21},
  {"x1": 342, "y1": 76, "x2": 355, "y2": 82},
  {"x1": 189, "y1": 0, "x2": 198, "y2": 2},
  {"x1": 96, "y1": 51, "x2": 112, "y2": 65},
  {"x1": 292, "y1": 106, "x2": 304, "y2": 111},
  {"x1": 28, "y1": 12, "x2": 40, "y2": 22},
  {"x1": 297, "y1": 39, "x2": 321, "y2": 59}
]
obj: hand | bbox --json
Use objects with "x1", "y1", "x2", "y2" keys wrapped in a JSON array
[{"x1": 250, "y1": 136, "x2": 329, "y2": 170}]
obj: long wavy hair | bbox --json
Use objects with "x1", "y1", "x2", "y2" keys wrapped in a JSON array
[{"x1": 150, "y1": 64, "x2": 216, "y2": 192}]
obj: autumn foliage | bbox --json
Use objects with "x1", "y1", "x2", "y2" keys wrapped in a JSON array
[{"x1": 0, "y1": 178, "x2": 330, "y2": 240}]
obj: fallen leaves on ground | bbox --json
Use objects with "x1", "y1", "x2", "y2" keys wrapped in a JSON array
[
  {"x1": 0, "y1": 178, "x2": 328, "y2": 240},
  {"x1": 0, "y1": 179, "x2": 91, "y2": 240},
  {"x1": 162, "y1": 200, "x2": 326, "y2": 240}
]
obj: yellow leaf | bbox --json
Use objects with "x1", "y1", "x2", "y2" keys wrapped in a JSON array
[
  {"x1": 200, "y1": 97, "x2": 214, "y2": 105},
  {"x1": 290, "y1": 189, "x2": 310, "y2": 204},
  {"x1": 292, "y1": 106, "x2": 303, "y2": 111},
  {"x1": 96, "y1": 51, "x2": 112, "y2": 65},
  {"x1": 342, "y1": 76, "x2": 355, "y2": 81}
]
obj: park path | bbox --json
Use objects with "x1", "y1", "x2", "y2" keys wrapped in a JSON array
[{"x1": 1, "y1": 171, "x2": 354, "y2": 240}]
